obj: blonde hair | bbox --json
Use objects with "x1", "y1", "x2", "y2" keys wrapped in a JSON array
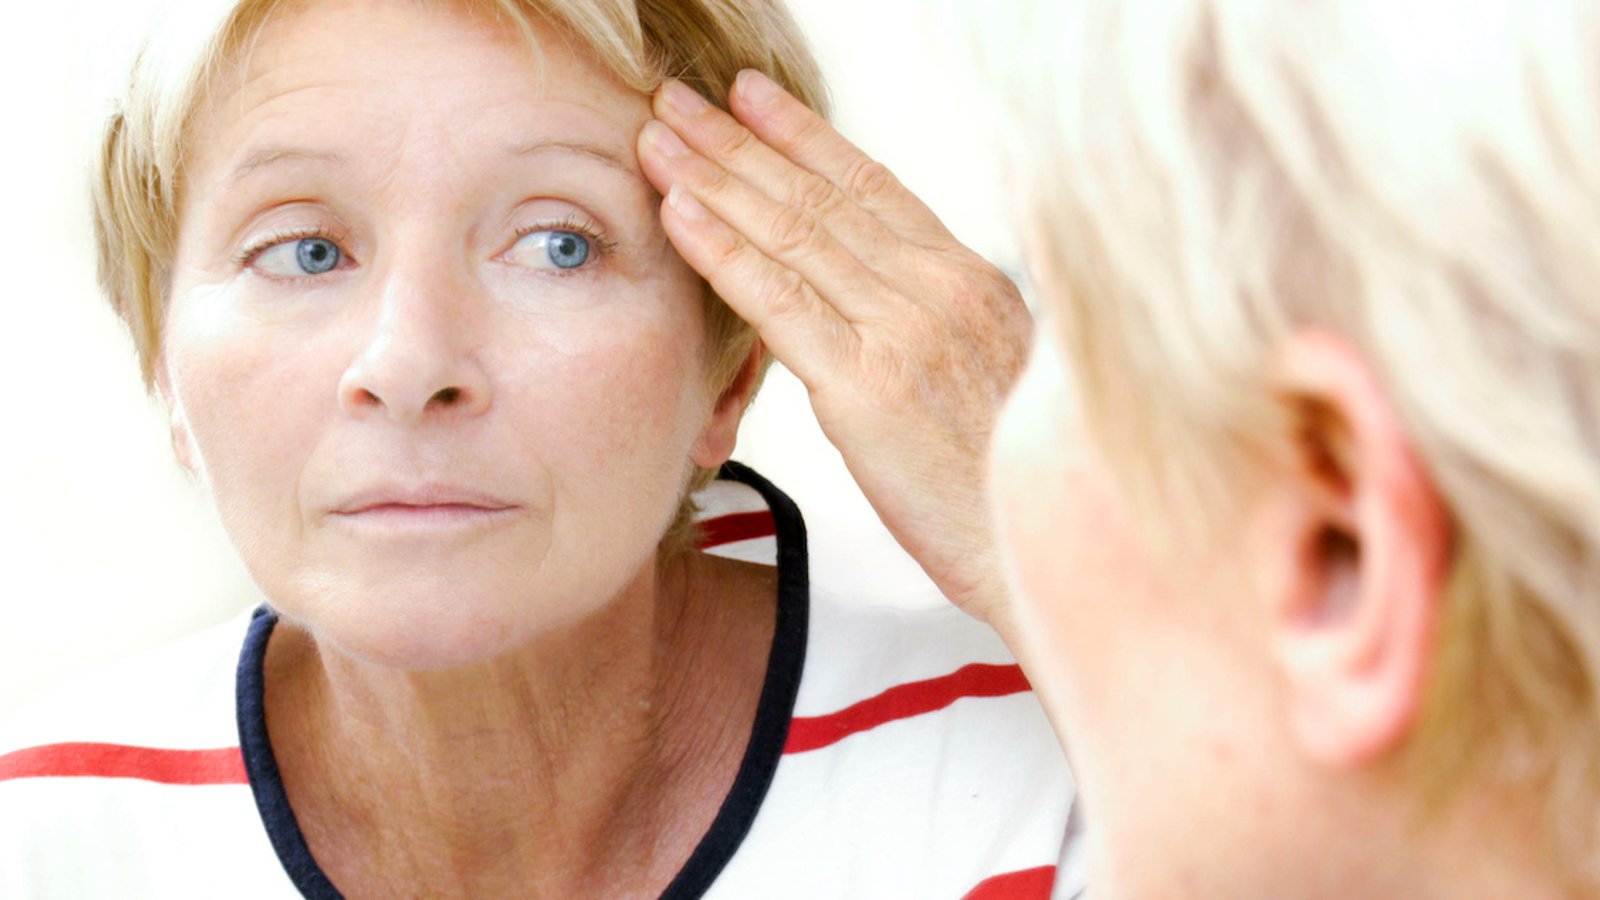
[
  {"x1": 982, "y1": 0, "x2": 1600, "y2": 881},
  {"x1": 93, "y1": 0, "x2": 829, "y2": 552}
]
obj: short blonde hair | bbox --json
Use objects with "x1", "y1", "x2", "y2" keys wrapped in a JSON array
[
  {"x1": 93, "y1": 0, "x2": 829, "y2": 551},
  {"x1": 983, "y1": 0, "x2": 1600, "y2": 881}
]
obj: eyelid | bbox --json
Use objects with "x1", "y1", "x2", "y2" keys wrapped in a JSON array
[
  {"x1": 497, "y1": 214, "x2": 618, "y2": 277},
  {"x1": 233, "y1": 224, "x2": 356, "y2": 269},
  {"x1": 230, "y1": 214, "x2": 615, "y2": 275},
  {"x1": 510, "y1": 214, "x2": 617, "y2": 256}
]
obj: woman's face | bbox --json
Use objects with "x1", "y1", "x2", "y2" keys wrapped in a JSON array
[{"x1": 164, "y1": 0, "x2": 732, "y2": 668}]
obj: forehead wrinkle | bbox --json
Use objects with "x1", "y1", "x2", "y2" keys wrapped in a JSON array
[
  {"x1": 182, "y1": 3, "x2": 664, "y2": 239},
  {"x1": 224, "y1": 146, "x2": 346, "y2": 188},
  {"x1": 187, "y1": 66, "x2": 365, "y2": 198},
  {"x1": 513, "y1": 139, "x2": 635, "y2": 176}
]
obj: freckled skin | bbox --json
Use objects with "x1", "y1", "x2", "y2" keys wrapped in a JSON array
[{"x1": 164, "y1": 1, "x2": 720, "y2": 669}]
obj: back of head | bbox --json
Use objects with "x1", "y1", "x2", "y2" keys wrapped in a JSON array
[{"x1": 983, "y1": 0, "x2": 1600, "y2": 886}]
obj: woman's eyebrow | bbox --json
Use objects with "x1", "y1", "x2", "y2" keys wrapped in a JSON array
[
  {"x1": 219, "y1": 139, "x2": 630, "y2": 189},
  {"x1": 512, "y1": 138, "x2": 635, "y2": 174},
  {"x1": 223, "y1": 146, "x2": 345, "y2": 188}
]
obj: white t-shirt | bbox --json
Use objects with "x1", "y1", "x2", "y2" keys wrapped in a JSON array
[{"x1": 0, "y1": 465, "x2": 1079, "y2": 899}]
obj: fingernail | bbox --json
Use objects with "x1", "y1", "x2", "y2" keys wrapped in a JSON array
[
  {"x1": 736, "y1": 69, "x2": 779, "y2": 107},
  {"x1": 662, "y1": 79, "x2": 709, "y2": 117},
  {"x1": 668, "y1": 184, "x2": 709, "y2": 222},
  {"x1": 644, "y1": 120, "x2": 689, "y2": 158}
]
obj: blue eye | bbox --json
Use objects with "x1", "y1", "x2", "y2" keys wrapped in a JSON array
[
  {"x1": 546, "y1": 232, "x2": 589, "y2": 269},
  {"x1": 254, "y1": 236, "x2": 343, "y2": 276},
  {"x1": 507, "y1": 229, "x2": 593, "y2": 271},
  {"x1": 296, "y1": 238, "x2": 340, "y2": 273}
]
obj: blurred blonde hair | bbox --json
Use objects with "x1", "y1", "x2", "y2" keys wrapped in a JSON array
[
  {"x1": 980, "y1": 0, "x2": 1600, "y2": 882},
  {"x1": 93, "y1": 0, "x2": 829, "y2": 553}
]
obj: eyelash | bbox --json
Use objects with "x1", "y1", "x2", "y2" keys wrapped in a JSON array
[
  {"x1": 233, "y1": 225, "x2": 351, "y2": 269},
  {"x1": 231, "y1": 217, "x2": 617, "y2": 272},
  {"x1": 512, "y1": 214, "x2": 617, "y2": 268}
]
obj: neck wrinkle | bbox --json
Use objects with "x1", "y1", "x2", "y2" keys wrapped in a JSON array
[{"x1": 265, "y1": 550, "x2": 724, "y2": 893}]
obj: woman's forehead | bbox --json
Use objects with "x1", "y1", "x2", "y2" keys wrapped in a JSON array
[{"x1": 184, "y1": 0, "x2": 649, "y2": 194}]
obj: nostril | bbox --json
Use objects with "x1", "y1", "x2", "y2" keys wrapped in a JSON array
[{"x1": 433, "y1": 387, "x2": 462, "y2": 405}]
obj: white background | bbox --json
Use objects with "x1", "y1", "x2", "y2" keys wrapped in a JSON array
[{"x1": 0, "y1": 0, "x2": 1021, "y2": 717}]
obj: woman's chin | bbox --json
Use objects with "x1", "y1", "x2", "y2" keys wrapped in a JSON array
[{"x1": 271, "y1": 577, "x2": 594, "y2": 672}]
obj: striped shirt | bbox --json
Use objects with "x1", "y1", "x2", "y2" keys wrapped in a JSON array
[{"x1": 0, "y1": 464, "x2": 1077, "y2": 898}]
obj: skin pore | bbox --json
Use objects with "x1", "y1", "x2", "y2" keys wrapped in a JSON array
[{"x1": 162, "y1": 1, "x2": 776, "y2": 894}]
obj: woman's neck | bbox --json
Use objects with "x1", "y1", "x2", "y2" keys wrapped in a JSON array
[{"x1": 263, "y1": 551, "x2": 779, "y2": 898}]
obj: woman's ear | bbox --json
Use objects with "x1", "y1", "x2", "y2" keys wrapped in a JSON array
[
  {"x1": 155, "y1": 361, "x2": 199, "y2": 476},
  {"x1": 691, "y1": 342, "x2": 766, "y2": 468},
  {"x1": 1259, "y1": 330, "x2": 1452, "y2": 769}
]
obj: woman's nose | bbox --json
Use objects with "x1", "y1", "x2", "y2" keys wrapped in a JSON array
[{"x1": 337, "y1": 259, "x2": 491, "y2": 425}]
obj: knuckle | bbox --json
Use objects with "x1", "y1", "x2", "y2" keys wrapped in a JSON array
[
  {"x1": 768, "y1": 206, "x2": 822, "y2": 255},
  {"x1": 789, "y1": 173, "x2": 841, "y2": 215},
  {"x1": 844, "y1": 158, "x2": 896, "y2": 202},
  {"x1": 712, "y1": 125, "x2": 757, "y2": 162},
  {"x1": 714, "y1": 231, "x2": 755, "y2": 274},
  {"x1": 700, "y1": 160, "x2": 735, "y2": 196},
  {"x1": 764, "y1": 268, "x2": 812, "y2": 318}
]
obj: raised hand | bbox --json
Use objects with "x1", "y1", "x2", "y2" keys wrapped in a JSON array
[{"x1": 636, "y1": 70, "x2": 1033, "y2": 632}]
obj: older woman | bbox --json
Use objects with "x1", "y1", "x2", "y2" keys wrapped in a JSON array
[
  {"x1": 0, "y1": 0, "x2": 1071, "y2": 896},
  {"x1": 640, "y1": 0, "x2": 1600, "y2": 896},
  {"x1": 981, "y1": 0, "x2": 1600, "y2": 893}
]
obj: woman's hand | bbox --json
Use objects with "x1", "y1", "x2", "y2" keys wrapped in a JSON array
[{"x1": 636, "y1": 70, "x2": 1033, "y2": 632}]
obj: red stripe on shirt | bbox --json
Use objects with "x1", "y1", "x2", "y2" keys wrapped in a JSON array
[
  {"x1": 0, "y1": 742, "x2": 247, "y2": 786},
  {"x1": 696, "y1": 510, "x2": 776, "y2": 549},
  {"x1": 783, "y1": 663, "x2": 1032, "y2": 754},
  {"x1": 963, "y1": 866, "x2": 1057, "y2": 899}
]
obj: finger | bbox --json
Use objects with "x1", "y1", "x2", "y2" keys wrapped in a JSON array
[
  {"x1": 651, "y1": 80, "x2": 909, "y2": 267},
  {"x1": 658, "y1": 183, "x2": 859, "y2": 390},
  {"x1": 652, "y1": 76, "x2": 947, "y2": 248},
  {"x1": 725, "y1": 70, "x2": 953, "y2": 244},
  {"x1": 638, "y1": 119, "x2": 897, "y2": 325}
]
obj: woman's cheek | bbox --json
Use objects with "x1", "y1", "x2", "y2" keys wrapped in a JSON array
[
  {"x1": 498, "y1": 265, "x2": 709, "y2": 433},
  {"x1": 499, "y1": 310, "x2": 707, "y2": 477},
  {"x1": 163, "y1": 289, "x2": 338, "y2": 510}
]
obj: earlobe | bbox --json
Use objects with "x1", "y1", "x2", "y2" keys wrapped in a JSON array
[
  {"x1": 155, "y1": 362, "x2": 199, "y2": 476},
  {"x1": 1263, "y1": 331, "x2": 1452, "y2": 769},
  {"x1": 690, "y1": 342, "x2": 766, "y2": 468}
]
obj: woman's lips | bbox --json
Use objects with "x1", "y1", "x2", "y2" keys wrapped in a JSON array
[{"x1": 329, "y1": 486, "x2": 519, "y2": 529}]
